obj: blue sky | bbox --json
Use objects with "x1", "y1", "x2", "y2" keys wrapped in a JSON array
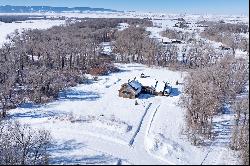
[{"x1": 0, "y1": 0, "x2": 248, "y2": 14}]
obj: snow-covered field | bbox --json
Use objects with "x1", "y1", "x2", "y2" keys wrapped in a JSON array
[
  {"x1": 1, "y1": 12, "x2": 247, "y2": 164},
  {"x1": 0, "y1": 19, "x2": 65, "y2": 47}
]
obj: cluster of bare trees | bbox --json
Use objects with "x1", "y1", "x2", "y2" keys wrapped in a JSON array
[
  {"x1": 161, "y1": 28, "x2": 183, "y2": 40},
  {"x1": 200, "y1": 22, "x2": 249, "y2": 54},
  {"x1": 160, "y1": 27, "x2": 194, "y2": 41},
  {"x1": 0, "y1": 18, "x2": 153, "y2": 118},
  {"x1": 0, "y1": 120, "x2": 52, "y2": 165},
  {"x1": 200, "y1": 21, "x2": 249, "y2": 34},
  {"x1": 230, "y1": 97, "x2": 249, "y2": 165},
  {"x1": 113, "y1": 26, "x2": 189, "y2": 67},
  {"x1": 113, "y1": 26, "x2": 156, "y2": 64},
  {"x1": 180, "y1": 56, "x2": 249, "y2": 145},
  {"x1": 114, "y1": 24, "x2": 236, "y2": 70},
  {"x1": 114, "y1": 26, "x2": 192, "y2": 67},
  {"x1": 181, "y1": 40, "x2": 223, "y2": 69}
]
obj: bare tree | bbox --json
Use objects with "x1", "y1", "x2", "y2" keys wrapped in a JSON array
[
  {"x1": 0, "y1": 120, "x2": 52, "y2": 165},
  {"x1": 230, "y1": 97, "x2": 249, "y2": 165},
  {"x1": 180, "y1": 55, "x2": 249, "y2": 145}
]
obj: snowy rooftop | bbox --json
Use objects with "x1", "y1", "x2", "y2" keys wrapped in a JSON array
[
  {"x1": 136, "y1": 76, "x2": 168, "y2": 93},
  {"x1": 128, "y1": 80, "x2": 142, "y2": 95}
]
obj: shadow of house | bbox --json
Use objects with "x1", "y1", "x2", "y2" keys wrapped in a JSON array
[
  {"x1": 169, "y1": 87, "x2": 181, "y2": 96},
  {"x1": 138, "y1": 93, "x2": 155, "y2": 99}
]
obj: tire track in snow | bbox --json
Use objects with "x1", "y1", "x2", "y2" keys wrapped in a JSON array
[
  {"x1": 129, "y1": 103, "x2": 152, "y2": 146},
  {"x1": 142, "y1": 104, "x2": 177, "y2": 165},
  {"x1": 146, "y1": 104, "x2": 161, "y2": 135}
]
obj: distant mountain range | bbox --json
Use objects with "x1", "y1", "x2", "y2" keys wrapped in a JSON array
[{"x1": 0, "y1": 5, "x2": 120, "y2": 13}]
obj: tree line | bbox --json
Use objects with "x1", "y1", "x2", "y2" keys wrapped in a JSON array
[
  {"x1": 0, "y1": 18, "x2": 152, "y2": 118},
  {"x1": 200, "y1": 21, "x2": 249, "y2": 54},
  {"x1": 0, "y1": 15, "x2": 65, "y2": 23}
]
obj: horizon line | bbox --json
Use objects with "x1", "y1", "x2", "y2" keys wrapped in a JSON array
[{"x1": 0, "y1": 4, "x2": 249, "y2": 15}]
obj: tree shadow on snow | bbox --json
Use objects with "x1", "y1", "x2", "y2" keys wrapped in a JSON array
[
  {"x1": 80, "y1": 78, "x2": 96, "y2": 85},
  {"x1": 51, "y1": 154, "x2": 119, "y2": 165},
  {"x1": 58, "y1": 90, "x2": 101, "y2": 101},
  {"x1": 200, "y1": 119, "x2": 233, "y2": 147},
  {"x1": 212, "y1": 119, "x2": 233, "y2": 147},
  {"x1": 114, "y1": 68, "x2": 131, "y2": 73},
  {"x1": 8, "y1": 109, "x2": 65, "y2": 119},
  {"x1": 49, "y1": 139, "x2": 87, "y2": 153},
  {"x1": 18, "y1": 102, "x2": 43, "y2": 109},
  {"x1": 9, "y1": 88, "x2": 101, "y2": 120},
  {"x1": 49, "y1": 140, "x2": 121, "y2": 165}
]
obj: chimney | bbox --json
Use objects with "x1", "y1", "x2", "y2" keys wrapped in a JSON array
[
  {"x1": 164, "y1": 82, "x2": 168, "y2": 91},
  {"x1": 155, "y1": 81, "x2": 158, "y2": 88}
]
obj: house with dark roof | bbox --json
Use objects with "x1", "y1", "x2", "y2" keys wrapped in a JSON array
[{"x1": 118, "y1": 76, "x2": 172, "y2": 99}]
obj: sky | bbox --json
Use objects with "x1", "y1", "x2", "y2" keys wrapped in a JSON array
[{"x1": 0, "y1": 0, "x2": 249, "y2": 14}]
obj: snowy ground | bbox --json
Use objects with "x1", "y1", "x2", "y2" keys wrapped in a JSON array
[
  {"x1": 1, "y1": 13, "x2": 246, "y2": 165},
  {"x1": 8, "y1": 63, "x2": 240, "y2": 165}
]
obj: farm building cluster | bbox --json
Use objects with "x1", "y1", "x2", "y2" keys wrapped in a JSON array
[{"x1": 118, "y1": 73, "x2": 173, "y2": 99}]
